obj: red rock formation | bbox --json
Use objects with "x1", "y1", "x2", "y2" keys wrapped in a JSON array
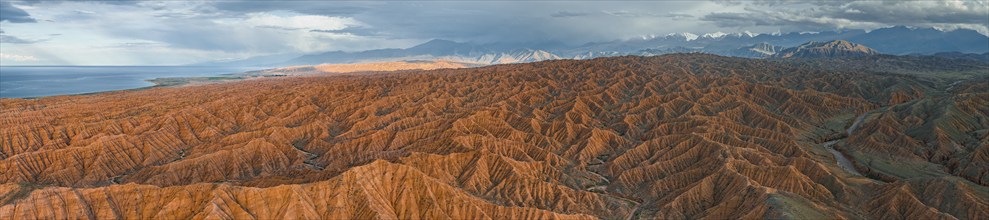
[{"x1": 0, "y1": 54, "x2": 985, "y2": 219}]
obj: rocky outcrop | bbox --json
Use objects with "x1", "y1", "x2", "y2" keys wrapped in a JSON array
[{"x1": 774, "y1": 40, "x2": 880, "y2": 59}]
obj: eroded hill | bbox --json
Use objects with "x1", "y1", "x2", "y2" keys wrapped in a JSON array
[{"x1": 0, "y1": 54, "x2": 986, "y2": 219}]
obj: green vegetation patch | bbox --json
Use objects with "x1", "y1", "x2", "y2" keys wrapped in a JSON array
[
  {"x1": 146, "y1": 76, "x2": 245, "y2": 87},
  {"x1": 848, "y1": 150, "x2": 946, "y2": 180},
  {"x1": 766, "y1": 193, "x2": 830, "y2": 220}
]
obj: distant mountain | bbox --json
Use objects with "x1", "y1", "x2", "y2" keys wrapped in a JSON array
[
  {"x1": 283, "y1": 39, "x2": 561, "y2": 66},
  {"x1": 846, "y1": 26, "x2": 989, "y2": 54},
  {"x1": 578, "y1": 26, "x2": 985, "y2": 57},
  {"x1": 773, "y1": 40, "x2": 879, "y2": 58},
  {"x1": 272, "y1": 26, "x2": 988, "y2": 66},
  {"x1": 730, "y1": 42, "x2": 785, "y2": 58}
]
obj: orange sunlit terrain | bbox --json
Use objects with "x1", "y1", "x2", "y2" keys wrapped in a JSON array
[{"x1": 1, "y1": 54, "x2": 986, "y2": 219}]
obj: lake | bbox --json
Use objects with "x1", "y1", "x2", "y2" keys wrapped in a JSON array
[{"x1": 0, "y1": 66, "x2": 258, "y2": 98}]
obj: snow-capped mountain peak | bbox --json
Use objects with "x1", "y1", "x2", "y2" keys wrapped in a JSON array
[
  {"x1": 701, "y1": 31, "x2": 761, "y2": 39},
  {"x1": 667, "y1": 32, "x2": 699, "y2": 41},
  {"x1": 703, "y1": 31, "x2": 728, "y2": 39}
]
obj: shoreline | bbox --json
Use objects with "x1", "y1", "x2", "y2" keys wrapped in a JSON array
[
  {"x1": 6, "y1": 74, "x2": 255, "y2": 100},
  {"x1": 2, "y1": 60, "x2": 476, "y2": 100}
]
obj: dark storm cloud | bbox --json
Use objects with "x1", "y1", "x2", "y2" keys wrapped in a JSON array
[
  {"x1": 325, "y1": 2, "x2": 568, "y2": 43},
  {"x1": 702, "y1": 0, "x2": 989, "y2": 34},
  {"x1": 834, "y1": 1, "x2": 988, "y2": 25},
  {"x1": 336, "y1": 2, "x2": 708, "y2": 44},
  {"x1": 703, "y1": 10, "x2": 798, "y2": 27},
  {"x1": 195, "y1": 1, "x2": 708, "y2": 44},
  {"x1": 0, "y1": 1, "x2": 36, "y2": 23}
]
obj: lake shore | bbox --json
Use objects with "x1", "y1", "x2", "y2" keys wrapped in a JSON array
[
  {"x1": 0, "y1": 66, "x2": 259, "y2": 99},
  {"x1": 2, "y1": 60, "x2": 474, "y2": 99}
]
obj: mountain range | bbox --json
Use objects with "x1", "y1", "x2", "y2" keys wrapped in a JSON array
[{"x1": 228, "y1": 26, "x2": 989, "y2": 67}]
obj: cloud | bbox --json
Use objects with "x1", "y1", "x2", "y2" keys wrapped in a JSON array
[
  {"x1": 0, "y1": 53, "x2": 40, "y2": 61},
  {"x1": 701, "y1": 0, "x2": 989, "y2": 35},
  {"x1": 702, "y1": 9, "x2": 879, "y2": 28},
  {"x1": 665, "y1": 13, "x2": 694, "y2": 20},
  {"x1": 602, "y1": 10, "x2": 663, "y2": 17},
  {"x1": 713, "y1": 0, "x2": 854, "y2": 7},
  {"x1": 551, "y1": 11, "x2": 590, "y2": 18},
  {"x1": 601, "y1": 10, "x2": 691, "y2": 18},
  {"x1": 211, "y1": 1, "x2": 370, "y2": 16},
  {"x1": 0, "y1": 1, "x2": 36, "y2": 23},
  {"x1": 0, "y1": 34, "x2": 44, "y2": 44},
  {"x1": 0, "y1": 28, "x2": 46, "y2": 44},
  {"x1": 74, "y1": 6, "x2": 385, "y2": 56},
  {"x1": 243, "y1": 12, "x2": 362, "y2": 31},
  {"x1": 98, "y1": 40, "x2": 168, "y2": 48},
  {"x1": 206, "y1": 2, "x2": 705, "y2": 47},
  {"x1": 5, "y1": 0, "x2": 987, "y2": 65},
  {"x1": 133, "y1": 2, "x2": 710, "y2": 52},
  {"x1": 310, "y1": 26, "x2": 383, "y2": 37},
  {"x1": 837, "y1": 1, "x2": 987, "y2": 25}
]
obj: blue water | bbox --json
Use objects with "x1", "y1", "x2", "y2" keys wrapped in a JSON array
[{"x1": 0, "y1": 66, "x2": 257, "y2": 98}]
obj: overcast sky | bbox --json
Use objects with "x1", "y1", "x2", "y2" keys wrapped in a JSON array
[{"x1": 1, "y1": 0, "x2": 987, "y2": 65}]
